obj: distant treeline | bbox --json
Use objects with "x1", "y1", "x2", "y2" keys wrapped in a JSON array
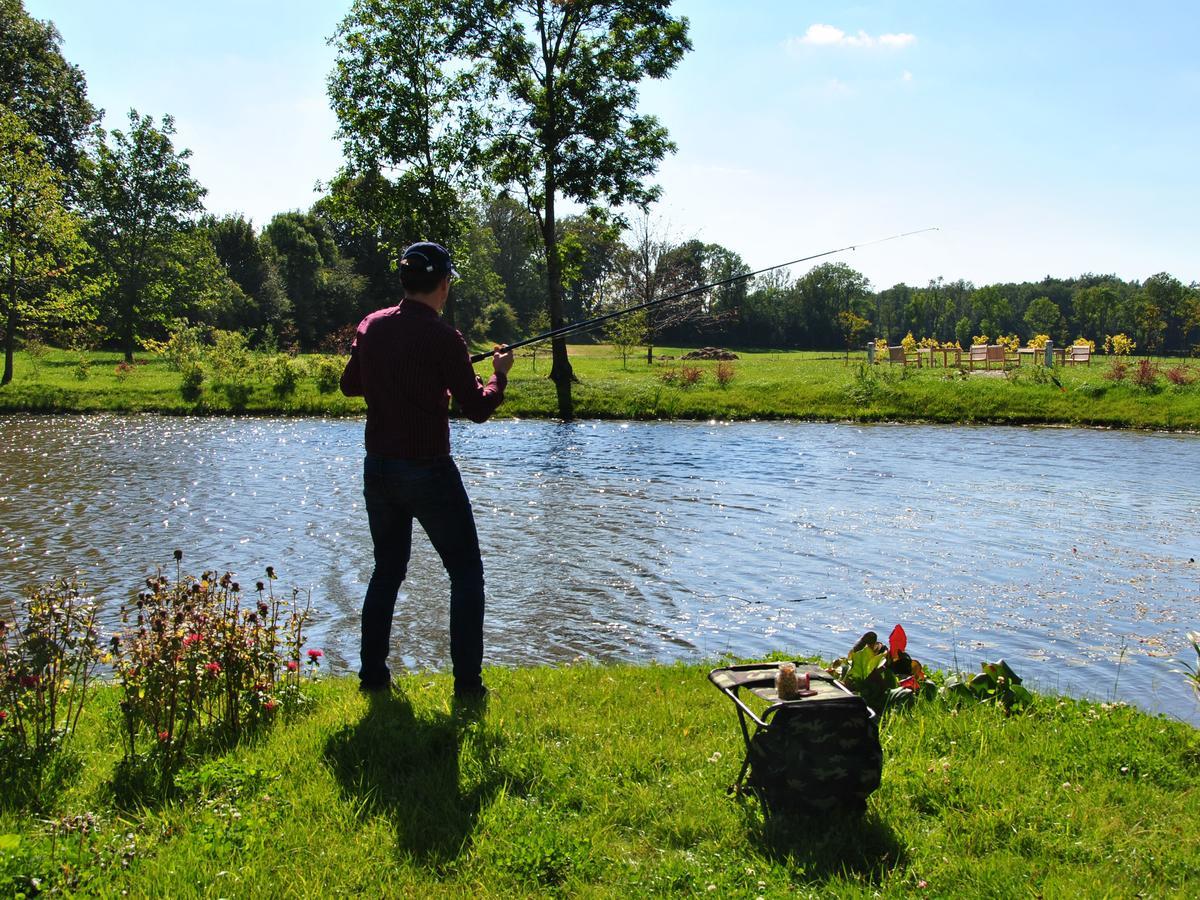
[{"x1": 4, "y1": 0, "x2": 1198, "y2": 395}]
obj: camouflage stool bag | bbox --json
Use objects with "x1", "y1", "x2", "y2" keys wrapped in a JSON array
[{"x1": 708, "y1": 662, "x2": 882, "y2": 816}]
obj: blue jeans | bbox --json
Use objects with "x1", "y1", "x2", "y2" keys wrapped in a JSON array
[{"x1": 360, "y1": 454, "x2": 485, "y2": 691}]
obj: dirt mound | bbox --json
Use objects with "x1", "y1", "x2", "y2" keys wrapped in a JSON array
[{"x1": 681, "y1": 347, "x2": 739, "y2": 361}]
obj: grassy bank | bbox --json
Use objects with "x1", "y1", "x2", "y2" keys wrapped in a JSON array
[
  {"x1": 2, "y1": 347, "x2": 1200, "y2": 429},
  {"x1": 3, "y1": 663, "x2": 1198, "y2": 897}
]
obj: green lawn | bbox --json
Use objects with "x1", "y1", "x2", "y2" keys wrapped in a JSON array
[
  {"x1": 2, "y1": 665, "x2": 1198, "y2": 897},
  {"x1": 2, "y1": 346, "x2": 1200, "y2": 429}
]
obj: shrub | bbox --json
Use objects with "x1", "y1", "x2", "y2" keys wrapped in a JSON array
[
  {"x1": 1105, "y1": 360, "x2": 1129, "y2": 382},
  {"x1": 1131, "y1": 357, "x2": 1159, "y2": 390},
  {"x1": 149, "y1": 319, "x2": 208, "y2": 371},
  {"x1": 900, "y1": 331, "x2": 917, "y2": 353},
  {"x1": 1104, "y1": 333, "x2": 1135, "y2": 356},
  {"x1": 1027, "y1": 334, "x2": 1050, "y2": 350},
  {"x1": 1164, "y1": 364, "x2": 1196, "y2": 386},
  {"x1": 23, "y1": 334, "x2": 47, "y2": 378},
  {"x1": 997, "y1": 334, "x2": 1020, "y2": 353},
  {"x1": 972, "y1": 334, "x2": 989, "y2": 346},
  {"x1": 266, "y1": 354, "x2": 305, "y2": 399},
  {"x1": 1072, "y1": 336, "x2": 1096, "y2": 352},
  {"x1": 317, "y1": 323, "x2": 357, "y2": 356},
  {"x1": 74, "y1": 354, "x2": 91, "y2": 381},
  {"x1": 715, "y1": 362, "x2": 735, "y2": 386},
  {"x1": 207, "y1": 331, "x2": 255, "y2": 409},
  {"x1": 180, "y1": 362, "x2": 204, "y2": 401},
  {"x1": 872, "y1": 337, "x2": 888, "y2": 362},
  {"x1": 659, "y1": 368, "x2": 679, "y2": 385},
  {"x1": 114, "y1": 362, "x2": 134, "y2": 382},
  {"x1": 679, "y1": 365, "x2": 703, "y2": 387},
  {"x1": 314, "y1": 356, "x2": 344, "y2": 394}
]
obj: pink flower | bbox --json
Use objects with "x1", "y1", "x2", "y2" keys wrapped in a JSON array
[
  {"x1": 286, "y1": 660, "x2": 299, "y2": 672},
  {"x1": 204, "y1": 661, "x2": 222, "y2": 676},
  {"x1": 307, "y1": 649, "x2": 323, "y2": 660},
  {"x1": 182, "y1": 633, "x2": 203, "y2": 648},
  {"x1": 264, "y1": 699, "x2": 279, "y2": 712}
]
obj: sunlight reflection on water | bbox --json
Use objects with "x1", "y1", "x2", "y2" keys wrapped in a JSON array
[{"x1": 2, "y1": 414, "x2": 1197, "y2": 723}]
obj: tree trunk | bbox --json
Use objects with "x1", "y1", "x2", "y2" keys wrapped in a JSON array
[
  {"x1": 122, "y1": 283, "x2": 136, "y2": 364},
  {"x1": 543, "y1": 184, "x2": 574, "y2": 420},
  {"x1": 2, "y1": 263, "x2": 15, "y2": 385}
]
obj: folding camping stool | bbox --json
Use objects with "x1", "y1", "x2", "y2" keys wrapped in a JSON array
[{"x1": 708, "y1": 662, "x2": 883, "y2": 816}]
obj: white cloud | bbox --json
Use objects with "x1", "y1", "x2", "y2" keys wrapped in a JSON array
[
  {"x1": 902, "y1": 70, "x2": 914, "y2": 82},
  {"x1": 788, "y1": 24, "x2": 917, "y2": 51}
]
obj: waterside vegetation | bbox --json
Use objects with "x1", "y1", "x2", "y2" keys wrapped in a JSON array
[{"x1": 2, "y1": 344, "x2": 1200, "y2": 430}]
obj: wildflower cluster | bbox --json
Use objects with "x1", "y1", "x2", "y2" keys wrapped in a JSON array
[
  {"x1": 0, "y1": 580, "x2": 102, "y2": 806},
  {"x1": 113, "y1": 554, "x2": 318, "y2": 776},
  {"x1": 0, "y1": 581, "x2": 101, "y2": 754}
]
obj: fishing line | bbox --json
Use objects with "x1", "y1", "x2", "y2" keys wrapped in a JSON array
[{"x1": 470, "y1": 227, "x2": 939, "y2": 363}]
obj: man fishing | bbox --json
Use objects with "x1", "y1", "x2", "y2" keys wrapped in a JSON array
[{"x1": 340, "y1": 241, "x2": 514, "y2": 699}]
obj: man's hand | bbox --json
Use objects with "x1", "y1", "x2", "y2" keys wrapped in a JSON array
[{"x1": 492, "y1": 345, "x2": 514, "y2": 376}]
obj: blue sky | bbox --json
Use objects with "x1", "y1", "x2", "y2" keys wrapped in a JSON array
[{"x1": 26, "y1": 1, "x2": 1199, "y2": 289}]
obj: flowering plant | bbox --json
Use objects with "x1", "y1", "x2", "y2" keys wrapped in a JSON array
[
  {"x1": 972, "y1": 334, "x2": 989, "y2": 347},
  {"x1": 997, "y1": 334, "x2": 1020, "y2": 353},
  {"x1": 113, "y1": 554, "x2": 316, "y2": 785},
  {"x1": 1104, "y1": 333, "x2": 1135, "y2": 356},
  {"x1": 828, "y1": 624, "x2": 930, "y2": 712},
  {"x1": 900, "y1": 332, "x2": 918, "y2": 353},
  {"x1": 0, "y1": 579, "x2": 102, "y2": 806},
  {"x1": 1027, "y1": 334, "x2": 1050, "y2": 350},
  {"x1": 1073, "y1": 336, "x2": 1096, "y2": 351}
]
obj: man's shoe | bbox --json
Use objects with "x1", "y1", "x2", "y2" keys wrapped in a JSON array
[
  {"x1": 358, "y1": 678, "x2": 392, "y2": 694},
  {"x1": 453, "y1": 683, "x2": 488, "y2": 704}
]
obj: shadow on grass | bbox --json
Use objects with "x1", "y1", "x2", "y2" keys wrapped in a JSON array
[
  {"x1": 744, "y1": 801, "x2": 907, "y2": 884},
  {"x1": 323, "y1": 689, "x2": 512, "y2": 866}
]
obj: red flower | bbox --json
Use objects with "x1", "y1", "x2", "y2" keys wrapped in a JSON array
[
  {"x1": 19, "y1": 675, "x2": 38, "y2": 689},
  {"x1": 157, "y1": 730, "x2": 170, "y2": 742},
  {"x1": 307, "y1": 649, "x2": 323, "y2": 660},
  {"x1": 182, "y1": 633, "x2": 203, "y2": 648},
  {"x1": 286, "y1": 660, "x2": 299, "y2": 672},
  {"x1": 264, "y1": 699, "x2": 279, "y2": 712},
  {"x1": 889, "y1": 624, "x2": 908, "y2": 660},
  {"x1": 204, "y1": 661, "x2": 222, "y2": 676},
  {"x1": 0, "y1": 710, "x2": 8, "y2": 723}
]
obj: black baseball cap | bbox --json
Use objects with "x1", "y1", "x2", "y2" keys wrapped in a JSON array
[{"x1": 399, "y1": 242, "x2": 459, "y2": 279}]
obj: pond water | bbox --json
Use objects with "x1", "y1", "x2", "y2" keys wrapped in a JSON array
[{"x1": 2, "y1": 414, "x2": 1198, "y2": 723}]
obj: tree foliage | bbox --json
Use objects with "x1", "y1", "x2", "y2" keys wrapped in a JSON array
[
  {"x1": 79, "y1": 110, "x2": 205, "y2": 361},
  {"x1": 478, "y1": 0, "x2": 692, "y2": 417},
  {"x1": 0, "y1": 0, "x2": 98, "y2": 192},
  {"x1": 0, "y1": 105, "x2": 90, "y2": 383}
]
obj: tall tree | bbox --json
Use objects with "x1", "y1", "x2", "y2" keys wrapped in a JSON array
[
  {"x1": 480, "y1": 0, "x2": 691, "y2": 418},
  {"x1": 0, "y1": 0, "x2": 98, "y2": 193},
  {"x1": 1023, "y1": 296, "x2": 1063, "y2": 339},
  {"x1": 200, "y1": 214, "x2": 290, "y2": 333},
  {"x1": 80, "y1": 110, "x2": 205, "y2": 361},
  {"x1": 328, "y1": 0, "x2": 489, "y2": 327},
  {"x1": 484, "y1": 192, "x2": 545, "y2": 327},
  {"x1": 0, "y1": 106, "x2": 89, "y2": 384}
]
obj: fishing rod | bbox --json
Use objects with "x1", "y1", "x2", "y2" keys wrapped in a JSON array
[{"x1": 470, "y1": 227, "x2": 939, "y2": 363}]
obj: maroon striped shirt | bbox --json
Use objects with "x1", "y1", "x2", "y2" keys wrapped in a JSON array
[{"x1": 340, "y1": 299, "x2": 506, "y2": 458}]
